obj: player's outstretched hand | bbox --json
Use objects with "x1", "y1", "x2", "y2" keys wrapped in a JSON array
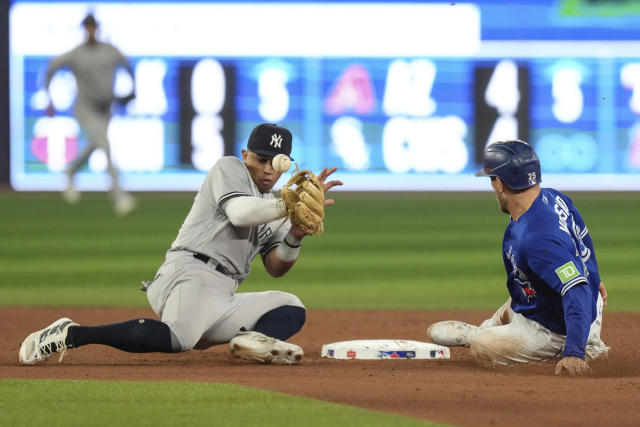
[
  {"x1": 555, "y1": 356, "x2": 591, "y2": 376},
  {"x1": 316, "y1": 167, "x2": 343, "y2": 206}
]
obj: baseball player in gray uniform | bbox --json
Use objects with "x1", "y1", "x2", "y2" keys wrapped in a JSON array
[
  {"x1": 18, "y1": 123, "x2": 343, "y2": 365},
  {"x1": 45, "y1": 13, "x2": 137, "y2": 217}
]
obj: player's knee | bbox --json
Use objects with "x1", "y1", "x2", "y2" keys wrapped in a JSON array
[
  {"x1": 285, "y1": 305, "x2": 306, "y2": 333},
  {"x1": 283, "y1": 292, "x2": 305, "y2": 309},
  {"x1": 269, "y1": 291, "x2": 305, "y2": 309},
  {"x1": 254, "y1": 305, "x2": 306, "y2": 341},
  {"x1": 278, "y1": 304, "x2": 306, "y2": 335}
]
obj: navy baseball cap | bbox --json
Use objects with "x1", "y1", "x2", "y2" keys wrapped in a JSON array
[
  {"x1": 247, "y1": 123, "x2": 294, "y2": 160},
  {"x1": 475, "y1": 140, "x2": 541, "y2": 190}
]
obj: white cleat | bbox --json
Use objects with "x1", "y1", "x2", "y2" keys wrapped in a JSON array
[
  {"x1": 427, "y1": 320, "x2": 478, "y2": 347},
  {"x1": 62, "y1": 184, "x2": 81, "y2": 204},
  {"x1": 229, "y1": 331, "x2": 303, "y2": 365},
  {"x1": 18, "y1": 317, "x2": 78, "y2": 365},
  {"x1": 114, "y1": 195, "x2": 137, "y2": 217}
]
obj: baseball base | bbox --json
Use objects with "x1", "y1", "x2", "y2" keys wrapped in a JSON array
[{"x1": 321, "y1": 339, "x2": 450, "y2": 360}]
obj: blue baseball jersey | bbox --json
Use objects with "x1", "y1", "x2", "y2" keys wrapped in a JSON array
[{"x1": 502, "y1": 187, "x2": 601, "y2": 358}]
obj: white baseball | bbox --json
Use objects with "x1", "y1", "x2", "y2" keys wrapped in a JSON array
[{"x1": 272, "y1": 154, "x2": 291, "y2": 173}]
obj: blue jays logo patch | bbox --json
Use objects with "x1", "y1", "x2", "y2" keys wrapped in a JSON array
[{"x1": 520, "y1": 282, "x2": 536, "y2": 301}]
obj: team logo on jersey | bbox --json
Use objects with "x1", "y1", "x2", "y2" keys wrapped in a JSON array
[
  {"x1": 270, "y1": 133, "x2": 283, "y2": 148},
  {"x1": 555, "y1": 261, "x2": 579, "y2": 284},
  {"x1": 507, "y1": 246, "x2": 536, "y2": 301},
  {"x1": 515, "y1": 268, "x2": 527, "y2": 281},
  {"x1": 521, "y1": 283, "x2": 536, "y2": 301},
  {"x1": 514, "y1": 277, "x2": 536, "y2": 301}
]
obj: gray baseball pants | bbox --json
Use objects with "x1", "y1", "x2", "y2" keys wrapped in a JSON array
[
  {"x1": 68, "y1": 101, "x2": 125, "y2": 202},
  {"x1": 146, "y1": 250, "x2": 305, "y2": 352}
]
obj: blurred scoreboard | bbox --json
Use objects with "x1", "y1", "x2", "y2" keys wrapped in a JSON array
[{"x1": 9, "y1": 2, "x2": 640, "y2": 191}]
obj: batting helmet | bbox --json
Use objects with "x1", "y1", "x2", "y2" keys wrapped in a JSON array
[{"x1": 474, "y1": 140, "x2": 541, "y2": 190}]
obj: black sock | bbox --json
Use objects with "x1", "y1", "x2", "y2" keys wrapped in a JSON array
[
  {"x1": 66, "y1": 318, "x2": 174, "y2": 353},
  {"x1": 253, "y1": 305, "x2": 306, "y2": 341}
]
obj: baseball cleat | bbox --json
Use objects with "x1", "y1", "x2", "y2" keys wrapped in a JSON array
[
  {"x1": 229, "y1": 331, "x2": 303, "y2": 365},
  {"x1": 18, "y1": 317, "x2": 78, "y2": 365},
  {"x1": 114, "y1": 195, "x2": 137, "y2": 217},
  {"x1": 62, "y1": 184, "x2": 81, "y2": 204},
  {"x1": 427, "y1": 320, "x2": 478, "y2": 347}
]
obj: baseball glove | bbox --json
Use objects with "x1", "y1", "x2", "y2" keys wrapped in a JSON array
[{"x1": 280, "y1": 169, "x2": 325, "y2": 235}]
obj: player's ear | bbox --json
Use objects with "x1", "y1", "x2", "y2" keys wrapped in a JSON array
[{"x1": 241, "y1": 149, "x2": 248, "y2": 163}]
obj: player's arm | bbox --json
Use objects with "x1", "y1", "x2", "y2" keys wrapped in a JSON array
[
  {"x1": 45, "y1": 50, "x2": 75, "y2": 90},
  {"x1": 554, "y1": 283, "x2": 594, "y2": 376},
  {"x1": 261, "y1": 226, "x2": 307, "y2": 277},
  {"x1": 211, "y1": 157, "x2": 287, "y2": 226},
  {"x1": 114, "y1": 47, "x2": 136, "y2": 104},
  {"x1": 527, "y1": 236, "x2": 593, "y2": 374},
  {"x1": 560, "y1": 283, "x2": 593, "y2": 358},
  {"x1": 44, "y1": 51, "x2": 74, "y2": 115},
  {"x1": 224, "y1": 196, "x2": 287, "y2": 227},
  {"x1": 555, "y1": 283, "x2": 594, "y2": 376},
  {"x1": 117, "y1": 49, "x2": 134, "y2": 78}
]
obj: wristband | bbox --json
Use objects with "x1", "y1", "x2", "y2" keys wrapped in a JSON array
[{"x1": 276, "y1": 231, "x2": 302, "y2": 262}]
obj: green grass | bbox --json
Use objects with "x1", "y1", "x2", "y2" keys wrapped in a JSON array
[
  {"x1": 1, "y1": 191, "x2": 639, "y2": 310},
  {"x1": 0, "y1": 379, "x2": 439, "y2": 427},
  {"x1": 2, "y1": 191, "x2": 638, "y2": 426}
]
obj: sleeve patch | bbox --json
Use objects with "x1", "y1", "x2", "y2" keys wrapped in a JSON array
[{"x1": 555, "y1": 261, "x2": 579, "y2": 284}]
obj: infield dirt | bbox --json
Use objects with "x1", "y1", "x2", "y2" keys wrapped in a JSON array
[{"x1": 3, "y1": 307, "x2": 639, "y2": 427}]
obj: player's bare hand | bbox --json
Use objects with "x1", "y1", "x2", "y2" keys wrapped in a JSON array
[
  {"x1": 316, "y1": 167, "x2": 343, "y2": 206},
  {"x1": 599, "y1": 281, "x2": 608, "y2": 308},
  {"x1": 555, "y1": 357, "x2": 591, "y2": 376}
]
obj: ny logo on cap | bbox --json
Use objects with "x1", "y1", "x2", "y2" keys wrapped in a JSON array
[
  {"x1": 270, "y1": 133, "x2": 283, "y2": 148},
  {"x1": 528, "y1": 172, "x2": 537, "y2": 184}
]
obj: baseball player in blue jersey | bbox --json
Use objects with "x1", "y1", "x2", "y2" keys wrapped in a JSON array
[
  {"x1": 45, "y1": 13, "x2": 137, "y2": 216},
  {"x1": 428, "y1": 140, "x2": 609, "y2": 375},
  {"x1": 18, "y1": 123, "x2": 342, "y2": 365}
]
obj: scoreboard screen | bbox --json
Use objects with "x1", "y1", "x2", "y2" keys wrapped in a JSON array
[{"x1": 9, "y1": 2, "x2": 640, "y2": 191}]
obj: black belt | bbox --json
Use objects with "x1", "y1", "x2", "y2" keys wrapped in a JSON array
[{"x1": 192, "y1": 252, "x2": 228, "y2": 275}]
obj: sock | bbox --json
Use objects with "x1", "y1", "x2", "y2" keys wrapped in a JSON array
[
  {"x1": 66, "y1": 318, "x2": 175, "y2": 353},
  {"x1": 253, "y1": 305, "x2": 306, "y2": 341}
]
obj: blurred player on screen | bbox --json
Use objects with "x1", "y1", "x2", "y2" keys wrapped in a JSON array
[{"x1": 44, "y1": 13, "x2": 137, "y2": 216}]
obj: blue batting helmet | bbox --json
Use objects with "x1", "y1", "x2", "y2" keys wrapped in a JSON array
[{"x1": 474, "y1": 140, "x2": 541, "y2": 190}]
